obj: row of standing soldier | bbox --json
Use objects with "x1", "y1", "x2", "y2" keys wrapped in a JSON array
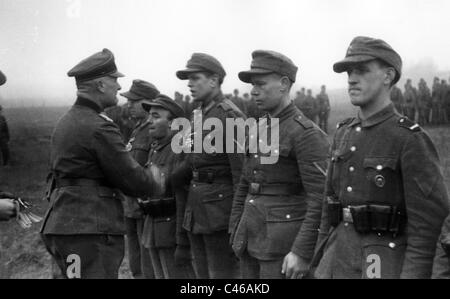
[
  {"x1": 37, "y1": 36, "x2": 450, "y2": 279},
  {"x1": 391, "y1": 77, "x2": 450, "y2": 126}
]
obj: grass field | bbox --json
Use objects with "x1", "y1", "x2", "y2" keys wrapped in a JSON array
[{"x1": 0, "y1": 103, "x2": 449, "y2": 279}]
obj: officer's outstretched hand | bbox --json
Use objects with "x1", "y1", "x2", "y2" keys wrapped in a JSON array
[
  {"x1": 174, "y1": 245, "x2": 192, "y2": 266},
  {"x1": 282, "y1": 252, "x2": 310, "y2": 279},
  {"x1": 0, "y1": 198, "x2": 17, "y2": 221}
]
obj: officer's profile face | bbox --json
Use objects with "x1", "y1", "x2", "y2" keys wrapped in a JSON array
[
  {"x1": 250, "y1": 73, "x2": 285, "y2": 113},
  {"x1": 346, "y1": 60, "x2": 392, "y2": 107},
  {"x1": 148, "y1": 107, "x2": 172, "y2": 139},
  {"x1": 187, "y1": 72, "x2": 217, "y2": 102},
  {"x1": 128, "y1": 99, "x2": 147, "y2": 119},
  {"x1": 98, "y1": 76, "x2": 121, "y2": 108}
]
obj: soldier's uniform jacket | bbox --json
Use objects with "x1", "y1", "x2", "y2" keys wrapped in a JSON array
[
  {"x1": 141, "y1": 135, "x2": 189, "y2": 249},
  {"x1": 432, "y1": 214, "x2": 450, "y2": 278},
  {"x1": 316, "y1": 104, "x2": 449, "y2": 279},
  {"x1": 41, "y1": 97, "x2": 154, "y2": 235},
  {"x1": 230, "y1": 103, "x2": 330, "y2": 261},
  {"x1": 181, "y1": 92, "x2": 246, "y2": 234},
  {"x1": 123, "y1": 119, "x2": 152, "y2": 218},
  {"x1": 0, "y1": 114, "x2": 9, "y2": 142}
]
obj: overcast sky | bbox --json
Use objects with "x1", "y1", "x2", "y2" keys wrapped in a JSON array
[{"x1": 1, "y1": 0, "x2": 450, "y2": 106}]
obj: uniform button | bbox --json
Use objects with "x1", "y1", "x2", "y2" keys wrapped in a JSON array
[
  {"x1": 350, "y1": 146, "x2": 356, "y2": 152},
  {"x1": 166, "y1": 218, "x2": 171, "y2": 221},
  {"x1": 347, "y1": 186, "x2": 353, "y2": 192},
  {"x1": 254, "y1": 155, "x2": 259, "y2": 159},
  {"x1": 218, "y1": 194, "x2": 223, "y2": 198},
  {"x1": 286, "y1": 214, "x2": 291, "y2": 219},
  {"x1": 253, "y1": 171, "x2": 257, "y2": 175},
  {"x1": 193, "y1": 184, "x2": 197, "y2": 188},
  {"x1": 376, "y1": 165, "x2": 383, "y2": 171},
  {"x1": 112, "y1": 193, "x2": 116, "y2": 197},
  {"x1": 356, "y1": 127, "x2": 362, "y2": 132},
  {"x1": 344, "y1": 223, "x2": 349, "y2": 227},
  {"x1": 389, "y1": 242, "x2": 396, "y2": 249},
  {"x1": 349, "y1": 166, "x2": 355, "y2": 172},
  {"x1": 249, "y1": 200, "x2": 255, "y2": 204},
  {"x1": 400, "y1": 119, "x2": 405, "y2": 123}
]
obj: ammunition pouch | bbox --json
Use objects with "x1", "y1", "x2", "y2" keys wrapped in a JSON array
[
  {"x1": 328, "y1": 202, "x2": 407, "y2": 236},
  {"x1": 140, "y1": 197, "x2": 176, "y2": 218},
  {"x1": 192, "y1": 169, "x2": 232, "y2": 184},
  {"x1": 327, "y1": 197, "x2": 342, "y2": 227}
]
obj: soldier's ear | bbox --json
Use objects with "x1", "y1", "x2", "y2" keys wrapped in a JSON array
[
  {"x1": 280, "y1": 76, "x2": 291, "y2": 93},
  {"x1": 384, "y1": 67, "x2": 396, "y2": 86},
  {"x1": 96, "y1": 79, "x2": 106, "y2": 93},
  {"x1": 209, "y1": 74, "x2": 220, "y2": 88}
]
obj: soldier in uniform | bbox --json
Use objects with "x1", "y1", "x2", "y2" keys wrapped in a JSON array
[
  {"x1": 432, "y1": 214, "x2": 450, "y2": 278},
  {"x1": 317, "y1": 85, "x2": 331, "y2": 133},
  {"x1": 403, "y1": 79, "x2": 417, "y2": 121},
  {"x1": 139, "y1": 95, "x2": 196, "y2": 279},
  {"x1": 431, "y1": 77, "x2": 441, "y2": 125},
  {"x1": 0, "y1": 105, "x2": 9, "y2": 166},
  {"x1": 120, "y1": 79, "x2": 160, "y2": 279},
  {"x1": 231, "y1": 89, "x2": 247, "y2": 115},
  {"x1": 40, "y1": 49, "x2": 157, "y2": 279},
  {"x1": 439, "y1": 80, "x2": 448, "y2": 124},
  {"x1": 299, "y1": 89, "x2": 318, "y2": 123},
  {"x1": 293, "y1": 88, "x2": 306, "y2": 114},
  {"x1": 417, "y1": 78, "x2": 431, "y2": 126},
  {"x1": 0, "y1": 73, "x2": 15, "y2": 220},
  {"x1": 230, "y1": 50, "x2": 329, "y2": 279},
  {"x1": 313, "y1": 37, "x2": 449, "y2": 279},
  {"x1": 174, "y1": 53, "x2": 245, "y2": 279},
  {"x1": 390, "y1": 84, "x2": 404, "y2": 114}
]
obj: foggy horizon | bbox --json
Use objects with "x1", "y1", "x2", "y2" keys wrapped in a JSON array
[{"x1": 1, "y1": 0, "x2": 450, "y2": 107}]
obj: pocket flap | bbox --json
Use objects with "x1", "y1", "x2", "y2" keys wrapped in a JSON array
[
  {"x1": 266, "y1": 205, "x2": 305, "y2": 222},
  {"x1": 363, "y1": 157, "x2": 397, "y2": 170}
]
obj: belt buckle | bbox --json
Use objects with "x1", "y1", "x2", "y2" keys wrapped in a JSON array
[
  {"x1": 343, "y1": 207, "x2": 353, "y2": 223},
  {"x1": 250, "y1": 183, "x2": 261, "y2": 195},
  {"x1": 193, "y1": 171, "x2": 199, "y2": 181}
]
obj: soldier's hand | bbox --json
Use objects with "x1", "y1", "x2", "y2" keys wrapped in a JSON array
[
  {"x1": 281, "y1": 252, "x2": 310, "y2": 279},
  {"x1": 0, "y1": 198, "x2": 17, "y2": 221},
  {"x1": 174, "y1": 245, "x2": 192, "y2": 266}
]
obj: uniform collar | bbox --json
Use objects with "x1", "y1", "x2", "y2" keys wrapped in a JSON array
[
  {"x1": 74, "y1": 97, "x2": 102, "y2": 113},
  {"x1": 349, "y1": 103, "x2": 396, "y2": 128},
  {"x1": 201, "y1": 91, "x2": 223, "y2": 115},
  {"x1": 271, "y1": 102, "x2": 297, "y2": 122}
]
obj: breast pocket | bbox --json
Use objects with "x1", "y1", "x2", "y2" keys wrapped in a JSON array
[{"x1": 363, "y1": 157, "x2": 401, "y2": 204}]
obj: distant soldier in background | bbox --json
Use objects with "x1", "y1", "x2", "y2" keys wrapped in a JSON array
[
  {"x1": 439, "y1": 80, "x2": 448, "y2": 124},
  {"x1": 293, "y1": 88, "x2": 306, "y2": 111},
  {"x1": 431, "y1": 77, "x2": 441, "y2": 125},
  {"x1": 417, "y1": 78, "x2": 432, "y2": 126},
  {"x1": 0, "y1": 105, "x2": 10, "y2": 166},
  {"x1": 403, "y1": 79, "x2": 417, "y2": 121},
  {"x1": 299, "y1": 89, "x2": 318, "y2": 123},
  {"x1": 317, "y1": 85, "x2": 331, "y2": 133},
  {"x1": 231, "y1": 89, "x2": 247, "y2": 115},
  {"x1": 120, "y1": 79, "x2": 160, "y2": 279},
  {"x1": 390, "y1": 84, "x2": 404, "y2": 114}
]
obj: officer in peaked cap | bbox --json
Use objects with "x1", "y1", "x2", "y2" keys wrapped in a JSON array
[
  {"x1": 313, "y1": 37, "x2": 449, "y2": 279},
  {"x1": 173, "y1": 53, "x2": 245, "y2": 279},
  {"x1": 41, "y1": 49, "x2": 157, "y2": 279},
  {"x1": 230, "y1": 50, "x2": 329, "y2": 279},
  {"x1": 120, "y1": 79, "x2": 160, "y2": 279}
]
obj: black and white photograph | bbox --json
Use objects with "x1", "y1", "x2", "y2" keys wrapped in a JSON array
[{"x1": 0, "y1": 0, "x2": 449, "y2": 283}]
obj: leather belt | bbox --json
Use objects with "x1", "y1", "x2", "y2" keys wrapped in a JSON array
[
  {"x1": 248, "y1": 183, "x2": 303, "y2": 196},
  {"x1": 192, "y1": 170, "x2": 232, "y2": 184},
  {"x1": 55, "y1": 178, "x2": 109, "y2": 188}
]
